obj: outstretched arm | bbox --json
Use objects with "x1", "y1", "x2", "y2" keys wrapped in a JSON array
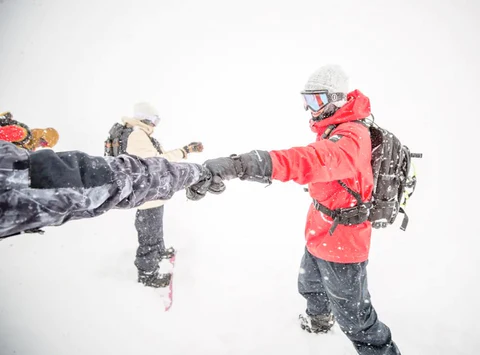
[
  {"x1": 0, "y1": 142, "x2": 208, "y2": 238},
  {"x1": 186, "y1": 126, "x2": 365, "y2": 200},
  {"x1": 160, "y1": 141, "x2": 204, "y2": 162}
]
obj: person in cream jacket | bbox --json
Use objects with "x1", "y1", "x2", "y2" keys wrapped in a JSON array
[{"x1": 124, "y1": 102, "x2": 203, "y2": 288}]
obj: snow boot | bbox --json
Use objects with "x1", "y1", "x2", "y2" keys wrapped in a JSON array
[
  {"x1": 138, "y1": 268, "x2": 171, "y2": 288},
  {"x1": 299, "y1": 313, "x2": 335, "y2": 333},
  {"x1": 159, "y1": 246, "x2": 175, "y2": 259}
]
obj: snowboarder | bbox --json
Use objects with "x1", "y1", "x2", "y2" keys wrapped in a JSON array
[
  {"x1": 107, "y1": 102, "x2": 204, "y2": 288},
  {"x1": 186, "y1": 65, "x2": 402, "y2": 355}
]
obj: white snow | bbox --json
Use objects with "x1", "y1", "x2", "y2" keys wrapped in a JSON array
[{"x1": 1, "y1": 1, "x2": 479, "y2": 355}]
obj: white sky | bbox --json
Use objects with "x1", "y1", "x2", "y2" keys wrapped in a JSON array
[{"x1": 1, "y1": 0, "x2": 479, "y2": 354}]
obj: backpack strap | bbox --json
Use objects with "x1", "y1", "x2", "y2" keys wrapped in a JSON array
[
  {"x1": 313, "y1": 196, "x2": 372, "y2": 235},
  {"x1": 398, "y1": 207, "x2": 409, "y2": 231},
  {"x1": 396, "y1": 149, "x2": 422, "y2": 231},
  {"x1": 353, "y1": 119, "x2": 370, "y2": 128},
  {"x1": 314, "y1": 181, "x2": 371, "y2": 236},
  {"x1": 149, "y1": 136, "x2": 164, "y2": 155},
  {"x1": 337, "y1": 180, "x2": 363, "y2": 205},
  {"x1": 313, "y1": 179, "x2": 371, "y2": 235},
  {"x1": 321, "y1": 124, "x2": 337, "y2": 139},
  {"x1": 322, "y1": 120, "x2": 370, "y2": 139}
]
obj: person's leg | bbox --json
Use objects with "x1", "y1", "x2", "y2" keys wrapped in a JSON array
[
  {"x1": 298, "y1": 248, "x2": 334, "y2": 333},
  {"x1": 317, "y1": 258, "x2": 401, "y2": 355},
  {"x1": 155, "y1": 206, "x2": 176, "y2": 259},
  {"x1": 134, "y1": 206, "x2": 171, "y2": 287},
  {"x1": 298, "y1": 248, "x2": 331, "y2": 316}
]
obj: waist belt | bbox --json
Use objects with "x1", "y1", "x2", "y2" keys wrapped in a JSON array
[{"x1": 313, "y1": 199, "x2": 372, "y2": 235}]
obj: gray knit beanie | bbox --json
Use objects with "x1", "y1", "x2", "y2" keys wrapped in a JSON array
[
  {"x1": 303, "y1": 64, "x2": 349, "y2": 94},
  {"x1": 134, "y1": 102, "x2": 160, "y2": 126}
]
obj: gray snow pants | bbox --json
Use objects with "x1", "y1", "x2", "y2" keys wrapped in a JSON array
[
  {"x1": 134, "y1": 205, "x2": 165, "y2": 272},
  {"x1": 298, "y1": 248, "x2": 401, "y2": 355}
]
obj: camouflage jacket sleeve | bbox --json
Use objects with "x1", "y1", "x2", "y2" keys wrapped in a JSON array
[{"x1": 0, "y1": 141, "x2": 205, "y2": 238}]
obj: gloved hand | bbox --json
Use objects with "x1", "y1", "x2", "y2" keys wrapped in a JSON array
[
  {"x1": 186, "y1": 167, "x2": 226, "y2": 201},
  {"x1": 183, "y1": 142, "x2": 204, "y2": 154},
  {"x1": 186, "y1": 150, "x2": 272, "y2": 201}
]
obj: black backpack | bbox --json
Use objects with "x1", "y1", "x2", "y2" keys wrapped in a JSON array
[
  {"x1": 104, "y1": 123, "x2": 133, "y2": 157},
  {"x1": 313, "y1": 116, "x2": 422, "y2": 235},
  {"x1": 368, "y1": 119, "x2": 422, "y2": 230},
  {"x1": 104, "y1": 122, "x2": 164, "y2": 157}
]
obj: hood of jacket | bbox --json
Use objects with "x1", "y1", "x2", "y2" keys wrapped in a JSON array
[
  {"x1": 121, "y1": 117, "x2": 154, "y2": 135},
  {"x1": 309, "y1": 90, "x2": 371, "y2": 135}
]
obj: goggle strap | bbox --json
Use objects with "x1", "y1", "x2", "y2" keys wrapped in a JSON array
[{"x1": 326, "y1": 92, "x2": 346, "y2": 102}]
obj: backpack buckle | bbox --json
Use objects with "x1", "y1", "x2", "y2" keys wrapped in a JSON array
[{"x1": 326, "y1": 203, "x2": 371, "y2": 235}]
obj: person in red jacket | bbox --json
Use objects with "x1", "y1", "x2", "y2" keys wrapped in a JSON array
[{"x1": 187, "y1": 65, "x2": 401, "y2": 355}]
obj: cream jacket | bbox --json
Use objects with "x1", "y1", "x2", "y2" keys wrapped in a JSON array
[{"x1": 122, "y1": 117, "x2": 187, "y2": 209}]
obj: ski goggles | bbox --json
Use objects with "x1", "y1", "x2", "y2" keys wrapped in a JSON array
[
  {"x1": 301, "y1": 92, "x2": 346, "y2": 112},
  {"x1": 147, "y1": 115, "x2": 161, "y2": 127},
  {"x1": 136, "y1": 114, "x2": 161, "y2": 127}
]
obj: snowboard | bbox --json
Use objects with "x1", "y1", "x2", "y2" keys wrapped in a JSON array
[
  {"x1": 154, "y1": 252, "x2": 176, "y2": 311},
  {"x1": 163, "y1": 254, "x2": 176, "y2": 311}
]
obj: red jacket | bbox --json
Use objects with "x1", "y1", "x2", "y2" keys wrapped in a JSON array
[{"x1": 269, "y1": 90, "x2": 373, "y2": 263}]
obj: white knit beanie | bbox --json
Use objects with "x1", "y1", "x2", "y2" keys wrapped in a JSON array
[
  {"x1": 134, "y1": 102, "x2": 160, "y2": 126},
  {"x1": 303, "y1": 64, "x2": 349, "y2": 94}
]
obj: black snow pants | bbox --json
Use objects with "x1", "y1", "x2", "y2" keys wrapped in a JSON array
[
  {"x1": 134, "y1": 205, "x2": 165, "y2": 273},
  {"x1": 298, "y1": 248, "x2": 401, "y2": 355}
]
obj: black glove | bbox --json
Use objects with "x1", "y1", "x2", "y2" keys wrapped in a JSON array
[
  {"x1": 183, "y1": 142, "x2": 204, "y2": 154},
  {"x1": 186, "y1": 150, "x2": 272, "y2": 201},
  {"x1": 232, "y1": 150, "x2": 272, "y2": 183},
  {"x1": 186, "y1": 168, "x2": 226, "y2": 201}
]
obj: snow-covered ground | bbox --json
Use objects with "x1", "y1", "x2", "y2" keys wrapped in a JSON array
[{"x1": 1, "y1": 0, "x2": 479, "y2": 354}]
